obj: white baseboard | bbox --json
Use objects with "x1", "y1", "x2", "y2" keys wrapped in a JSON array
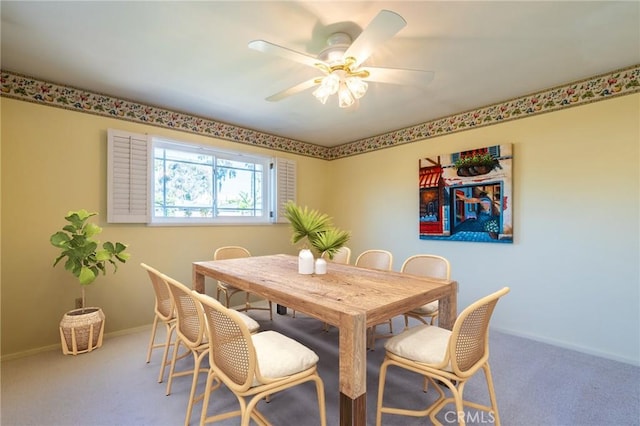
[
  {"x1": 1, "y1": 324, "x2": 153, "y2": 362},
  {"x1": 493, "y1": 326, "x2": 639, "y2": 367}
]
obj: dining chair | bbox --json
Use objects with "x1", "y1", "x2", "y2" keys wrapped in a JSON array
[
  {"x1": 355, "y1": 249, "x2": 393, "y2": 271},
  {"x1": 376, "y1": 287, "x2": 510, "y2": 426},
  {"x1": 323, "y1": 246, "x2": 351, "y2": 264},
  {"x1": 354, "y1": 249, "x2": 394, "y2": 349},
  {"x1": 165, "y1": 275, "x2": 260, "y2": 426},
  {"x1": 400, "y1": 254, "x2": 451, "y2": 328},
  {"x1": 194, "y1": 291, "x2": 327, "y2": 426},
  {"x1": 140, "y1": 263, "x2": 177, "y2": 383},
  {"x1": 214, "y1": 246, "x2": 273, "y2": 320},
  {"x1": 164, "y1": 275, "x2": 211, "y2": 426}
]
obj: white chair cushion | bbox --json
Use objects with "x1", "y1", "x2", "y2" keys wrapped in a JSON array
[
  {"x1": 237, "y1": 311, "x2": 260, "y2": 333},
  {"x1": 384, "y1": 324, "x2": 452, "y2": 371},
  {"x1": 194, "y1": 291, "x2": 259, "y2": 333},
  {"x1": 411, "y1": 300, "x2": 438, "y2": 315},
  {"x1": 251, "y1": 330, "x2": 319, "y2": 385}
]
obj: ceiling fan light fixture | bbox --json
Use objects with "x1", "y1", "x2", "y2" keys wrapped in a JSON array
[
  {"x1": 251, "y1": 10, "x2": 432, "y2": 108},
  {"x1": 313, "y1": 70, "x2": 368, "y2": 108},
  {"x1": 323, "y1": 73, "x2": 340, "y2": 94},
  {"x1": 312, "y1": 73, "x2": 340, "y2": 104},
  {"x1": 312, "y1": 89, "x2": 330, "y2": 105},
  {"x1": 338, "y1": 82, "x2": 356, "y2": 108},
  {"x1": 345, "y1": 76, "x2": 368, "y2": 99}
]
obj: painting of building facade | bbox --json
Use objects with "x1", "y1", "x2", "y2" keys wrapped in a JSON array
[{"x1": 419, "y1": 144, "x2": 513, "y2": 243}]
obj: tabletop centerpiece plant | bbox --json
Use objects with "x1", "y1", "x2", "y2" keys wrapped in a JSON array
[
  {"x1": 283, "y1": 201, "x2": 350, "y2": 274},
  {"x1": 50, "y1": 209, "x2": 130, "y2": 354}
]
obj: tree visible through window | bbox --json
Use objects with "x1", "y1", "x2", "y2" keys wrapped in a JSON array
[{"x1": 153, "y1": 140, "x2": 267, "y2": 221}]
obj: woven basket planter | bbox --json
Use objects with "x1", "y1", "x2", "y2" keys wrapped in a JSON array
[{"x1": 59, "y1": 307, "x2": 105, "y2": 355}]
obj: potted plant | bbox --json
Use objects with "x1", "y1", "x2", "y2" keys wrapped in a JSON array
[
  {"x1": 283, "y1": 201, "x2": 350, "y2": 274},
  {"x1": 50, "y1": 209, "x2": 130, "y2": 354},
  {"x1": 454, "y1": 153, "x2": 500, "y2": 177}
]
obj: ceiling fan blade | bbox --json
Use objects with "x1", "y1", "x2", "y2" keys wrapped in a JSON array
[
  {"x1": 266, "y1": 78, "x2": 319, "y2": 102},
  {"x1": 249, "y1": 40, "x2": 326, "y2": 70},
  {"x1": 344, "y1": 10, "x2": 407, "y2": 68},
  {"x1": 364, "y1": 67, "x2": 434, "y2": 87}
]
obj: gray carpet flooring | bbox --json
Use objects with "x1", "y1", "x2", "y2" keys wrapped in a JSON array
[{"x1": 2, "y1": 309, "x2": 639, "y2": 426}]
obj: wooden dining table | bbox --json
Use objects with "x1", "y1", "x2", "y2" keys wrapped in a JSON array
[{"x1": 193, "y1": 254, "x2": 458, "y2": 426}]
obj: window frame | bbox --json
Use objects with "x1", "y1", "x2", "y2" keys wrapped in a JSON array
[
  {"x1": 107, "y1": 128, "x2": 295, "y2": 226},
  {"x1": 150, "y1": 137, "x2": 271, "y2": 225}
]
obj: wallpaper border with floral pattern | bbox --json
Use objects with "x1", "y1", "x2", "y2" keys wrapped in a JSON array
[{"x1": 2, "y1": 64, "x2": 638, "y2": 160}]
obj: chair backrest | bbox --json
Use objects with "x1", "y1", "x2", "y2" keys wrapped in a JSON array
[
  {"x1": 400, "y1": 254, "x2": 451, "y2": 280},
  {"x1": 140, "y1": 263, "x2": 175, "y2": 321},
  {"x1": 164, "y1": 275, "x2": 206, "y2": 348},
  {"x1": 323, "y1": 246, "x2": 351, "y2": 264},
  {"x1": 196, "y1": 292, "x2": 256, "y2": 393},
  {"x1": 214, "y1": 246, "x2": 251, "y2": 260},
  {"x1": 355, "y1": 249, "x2": 393, "y2": 271},
  {"x1": 448, "y1": 287, "x2": 510, "y2": 377}
]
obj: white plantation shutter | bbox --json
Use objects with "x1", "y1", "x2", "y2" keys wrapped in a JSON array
[
  {"x1": 271, "y1": 158, "x2": 296, "y2": 223},
  {"x1": 107, "y1": 129, "x2": 150, "y2": 223}
]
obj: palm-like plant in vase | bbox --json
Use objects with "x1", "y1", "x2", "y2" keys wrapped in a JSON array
[{"x1": 283, "y1": 202, "x2": 350, "y2": 273}]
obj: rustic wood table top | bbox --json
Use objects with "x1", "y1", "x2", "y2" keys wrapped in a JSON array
[{"x1": 193, "y1": 254, "x2": 458, "y2": 426}]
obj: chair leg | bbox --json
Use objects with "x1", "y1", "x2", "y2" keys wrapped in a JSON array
[
  {"x1": 483, "y1": 363, "x2": 501, "y2": 426},
  {"x1": 452, "y1": 382, "x2": 467, "y2": 426},
  {"x1": 166, "y1": 337, "x2": 182, "y2": 395},
  {"x1": 146, "y1": 315, "x2": 160, "y2": 363},
  {"x1": 184, "y1": 350, "x2": 208, "y2": 426},
  {"x1": 225, "y1": 290, "x2": 232, "y2": 308},
  {"x1": 158, "y1": 322, "x2": 176, "y2": 383},
  {"x1": 244, "y1": 291, "x2": 251, "y2": 312},
  {"x1": 375, "y1": 357, "x2": 390, "y2": 426},
  {"x1": 200, "y1": 370, "x2": 217, "y2": 426},
  {"x1": 314, "y1": 376, "x2": 327, "y2": 426},
  {"x1": 369, "y1": 319, "x2": 394, "y2": 350}
]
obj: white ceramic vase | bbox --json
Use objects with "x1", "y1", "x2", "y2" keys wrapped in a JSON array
[
  {"x1": 298, "y1": 249, "x2": 314, "y2": 274},
  {"x1": 314, "y1": 258, "x2": 327, "y2": 274}
]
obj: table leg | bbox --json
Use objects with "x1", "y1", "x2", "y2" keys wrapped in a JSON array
[
  {"x1": 438, "y1": 280, "x2": 458, "y2": 330},
  {"x1": 340, "y1": 393, "x2": 367, "y2": 426},
  {"x1": 338, "y1": 311, "x2": 367, "y2": 426},
  {"x1": 193, "y1": 269, "x2": 205, "y2": 293}
]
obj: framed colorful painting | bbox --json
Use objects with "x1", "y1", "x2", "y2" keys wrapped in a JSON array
[{"x1": 419, "y1": 144, "x2": 513, "y2": 243}]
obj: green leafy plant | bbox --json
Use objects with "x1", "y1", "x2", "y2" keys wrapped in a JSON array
[
  {"x1": 283, "y1": 201, "x2": 350, "y2": 259},
  {"x1": 50, "y1": 209, "x2": 131, "y2": 310},
  {"x1": 454, "y1": 153, "x2": 497, "y2": 169}
]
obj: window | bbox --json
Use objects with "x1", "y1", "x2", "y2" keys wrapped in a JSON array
[
  {"x1": 107, "y1": 129, "x2": 295, "y2": 225},
  {"x1": 152, "y1": 139, "x2": 268, "y2": 223}
]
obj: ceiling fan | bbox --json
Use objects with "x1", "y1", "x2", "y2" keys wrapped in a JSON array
[{"x1": 248, "y1": 9, "x2": 434, "y2": 108}]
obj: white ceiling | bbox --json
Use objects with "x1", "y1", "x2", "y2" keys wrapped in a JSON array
[{"x1": 1, "y1": 1, "x2": 639, "y2": 147}]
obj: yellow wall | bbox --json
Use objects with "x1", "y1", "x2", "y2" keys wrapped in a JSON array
[
  {"x1": 326, "y1": 94, "x2": 639, "y2": 365},
  {"x1": 2, "y1": 94, "x2": 639, "y2": 365},
  {"x1": 0, "y1": 98, "x2": 327, "y2": 356}
]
